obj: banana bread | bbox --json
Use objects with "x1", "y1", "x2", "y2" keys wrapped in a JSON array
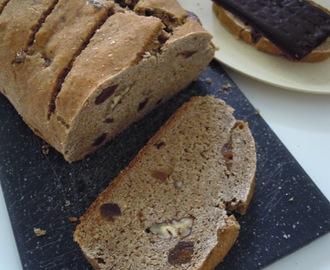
[
  {"x1": 74, "y1": 96, "x2": 256, "y2": 269},
  {"x1": 0, "y1": 0, "x2": 215, "y2": 162}
]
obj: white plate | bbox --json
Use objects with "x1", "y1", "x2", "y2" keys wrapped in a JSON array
[{"x1": 178, "y1": 0, "x2": 330, "y2": 94}]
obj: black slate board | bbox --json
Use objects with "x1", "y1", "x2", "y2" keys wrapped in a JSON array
[{"x1": 0, "y1": 60, "x2": 329, "y2": 270}]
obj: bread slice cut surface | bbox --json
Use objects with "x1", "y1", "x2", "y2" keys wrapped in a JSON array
[{"x1": 74, "y1": 95, "x2": 256, "y2": 270}]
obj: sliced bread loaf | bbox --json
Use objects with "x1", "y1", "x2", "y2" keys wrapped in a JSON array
[
  {"x1": 0, "y1": 0, "x2": 215, "y2": 162},
  {"x1": 74, "y1": 95, "x2": 256, "y2": 270}
]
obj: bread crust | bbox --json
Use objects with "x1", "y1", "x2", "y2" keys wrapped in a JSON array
[
  {"x1": 200, "y1": 216, "x2": 240, "y2": 270},
  {"x1": 212, "y1": 2, "x2": 330, "y2": 62}
]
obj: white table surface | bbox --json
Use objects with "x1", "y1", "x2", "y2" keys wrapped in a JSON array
[{"x1": 0, "y1": 66, "x2": 329, "y2": 270}]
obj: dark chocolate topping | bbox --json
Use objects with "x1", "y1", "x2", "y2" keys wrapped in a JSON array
[{"x1": 213, "y1": 0, "x2": 330, "y2": 60}]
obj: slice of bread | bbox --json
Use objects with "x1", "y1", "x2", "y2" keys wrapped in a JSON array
[
  {"x1": 0, "y1": 0, "x2": 215, "y2": 162},
  {"x1": 212, "y1": 1, "x2": 330, "y2": 62},
  {"x1": 74, "y1": 96, "x2": 256, "y2": 270}
]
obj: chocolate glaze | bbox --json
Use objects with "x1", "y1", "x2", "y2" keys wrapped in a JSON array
[{"x1": 213, "y1": 0, "x2": 330, "y2": 60}]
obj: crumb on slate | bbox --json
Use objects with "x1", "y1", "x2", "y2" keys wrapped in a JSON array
[
  {"x1": 69, "y1": 217, "x2": 78, "y2": 222},
  {"x1": 34, "y1": 227, "x2": 47, "y2": 237},
  {"x1": 205, "y1": 77, "x2": 212, "y2": 84},
  {"x1": 41, "y1": 144, "x2": 50, "y2": 155},
  {"x1": 223, "y1": 83, "x2": 232, "y2": 90}
]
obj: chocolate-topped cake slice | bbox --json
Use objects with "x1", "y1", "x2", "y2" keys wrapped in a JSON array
[{"x1": 213, "y1": 0, "x2": 330, "y2": 61}]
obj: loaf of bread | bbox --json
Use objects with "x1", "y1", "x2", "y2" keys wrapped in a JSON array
[
  {"x1": 0, "y1": 0, "x2": 215, "y2": 162},
  {"x1": 74, "y1": 96, "x2": 256, "y2": 270},
  {"x1": 212, "y1": 0, "x2": 330, "y2": 62}
]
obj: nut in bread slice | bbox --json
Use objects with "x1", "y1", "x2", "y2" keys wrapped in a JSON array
[{"x1": 74, "y1": 96, "x2": 256, "y2": 270}]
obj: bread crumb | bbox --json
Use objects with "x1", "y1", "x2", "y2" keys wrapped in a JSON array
[
  {"x1": 34, "y1": 228, "x2": 47, "y2": 237},
  {"x1": 41, "y1": 144, "x2": 50, "y2": 155},
  {"x1": 288, "y1": 197, "x2": 294, "y2": 202},
  {"x1": 255, "y1": 108, "x2": 261, "y2": 115},
  {"x1": 205, "y1": 77, "x2": 212, "y2": 84},
  {"x1": 69, "y1": 217, "x2": 78, "y2": 222},
  {"x1": 223, "y1": 83, "x2": 232, "y2": 90}
]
